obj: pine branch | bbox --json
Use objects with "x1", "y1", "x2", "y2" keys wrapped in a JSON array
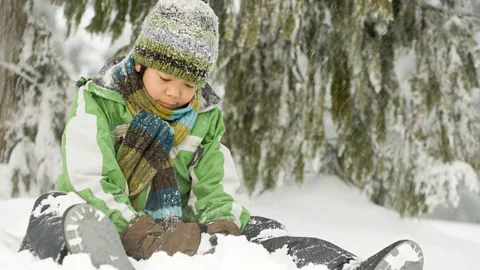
[
  {"x1": 420, "y1": 2, "x2": 480, "y2": 21},
  {"x1": 0, "y1": 61, "x2": 41, "y2": 86}
]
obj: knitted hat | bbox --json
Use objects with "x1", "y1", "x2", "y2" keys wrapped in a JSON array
[{"x1": 133, "y1": 0, "x2": 219, "y2": 86}]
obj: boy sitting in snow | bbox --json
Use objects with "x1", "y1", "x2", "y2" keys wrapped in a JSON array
[{"x1": 19, "y1": 1, "x2": 424, "y2": 270}]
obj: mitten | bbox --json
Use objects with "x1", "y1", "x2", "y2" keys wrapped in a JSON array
[{"x1": 121, "y1": 214, "x2": 203, "y2": 260}]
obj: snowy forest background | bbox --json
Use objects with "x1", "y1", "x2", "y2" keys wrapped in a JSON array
[{"x1": 1, "y1": 0, "x2": 480, "y2": 224}]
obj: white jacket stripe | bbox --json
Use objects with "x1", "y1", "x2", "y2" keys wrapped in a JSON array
[
  {"x1": 188, "y1": 166, "x2": 200, "y2": 216},
  {"x1": 170, "y1": 135, "x2": 203, "y2": 159},
  {"x1": 219, "y1": 143, "x2": 243, "y2": 228},
  {"x1": 65, "y1": 87, "x2": 135, "y2": 222}
]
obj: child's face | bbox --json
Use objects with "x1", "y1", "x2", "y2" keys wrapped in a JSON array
[{"x1": 135, "y1": 64, "x2": 197, "y2": 110}]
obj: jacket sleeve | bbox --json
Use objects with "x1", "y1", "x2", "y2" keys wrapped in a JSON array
[
  {"x1": 189, "y1": 109, "x2": 250, "y2": 231},
  {"x1": 57, "y1": 85, "x2": 137, "y2": 232}
]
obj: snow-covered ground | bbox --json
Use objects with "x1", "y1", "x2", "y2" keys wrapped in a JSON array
[{"x1": 0, "y1": 173, "x2": 479, "y2": 270}]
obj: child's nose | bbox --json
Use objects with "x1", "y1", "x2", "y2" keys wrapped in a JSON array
[{"x1": 165, "y1": 87, "x2": 180, "y2": 98}]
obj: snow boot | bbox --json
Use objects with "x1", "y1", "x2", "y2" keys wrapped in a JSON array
[
  {"x1": 18, "y1": 191, "x2": 69, "y2": 263},
  {"x1": 343, "y1": 240, "x2": 424, "y2": 270},
  {"x1": 63, "y1": 204, "x2": 135, "y2": 270}
]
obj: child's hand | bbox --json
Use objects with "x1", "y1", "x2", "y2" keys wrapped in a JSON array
[
  {"x1": 207, "y1": 219, "x2": 241, "y2": 236},
  {"x1": 121, "y1": 215, "x2": 202, "y2": 259}
]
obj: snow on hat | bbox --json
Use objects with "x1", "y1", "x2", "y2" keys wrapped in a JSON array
[{"x1": 133, "y1": 0, "x2": 219, "y2": 86}]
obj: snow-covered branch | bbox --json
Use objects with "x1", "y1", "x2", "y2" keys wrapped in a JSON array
[
  {"x1": 421, "y1": 2, "x2": 480, "y2": 21},
  {"x1": 0, "y1": 61, "x2": 41, "y2": 86}
]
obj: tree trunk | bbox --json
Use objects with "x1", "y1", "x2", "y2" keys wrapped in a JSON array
[{"x1": 0, "y1": 0, "x2": 28, "y2": 162}]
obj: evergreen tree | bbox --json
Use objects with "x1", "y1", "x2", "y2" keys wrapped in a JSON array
[
  {"x1": 372, "y1": 1, "x2": 480, "y2": 215},
  {"x1": 0, "y1": 0, "x2": 28, "y2": 162},
  {"x1": 0, "y1": 0, "x2": 70, "y2": 197},
  {"x1": 215, "y1": 0, "x2": 480, "y2": 216},
  {"x1": 50, "y1": 0, "x2": 155, "y2": 47}
]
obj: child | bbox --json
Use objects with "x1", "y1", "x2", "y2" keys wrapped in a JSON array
[{"x1": 19, "y1": 1, "x2": 424, "y2": 270}]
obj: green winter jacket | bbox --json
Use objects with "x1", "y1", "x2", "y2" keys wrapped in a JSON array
[{"x1": 57, "y1": 80, "x2": 250, "y2": 233}]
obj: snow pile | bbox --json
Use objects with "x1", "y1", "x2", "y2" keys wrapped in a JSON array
[
  {"x1": 0, "y1": 231, "x2": 327, "y2": 270},
  {"x1": 140, "y1": 235, "x2": 325, "y2": 270}
]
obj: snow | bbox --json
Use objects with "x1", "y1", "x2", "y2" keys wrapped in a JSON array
[
  {"x1": 0, "y1": 165, "x2": 12, "y2": 199},
  {"x1": 425, "y1": 219, "x2": 480, "y2": 243},
  {"x1": 415, "y1": 161, "x2": 480, "y2": 210},
  {"x1": 250, "y1": 228, "x2": 288, "y2": 242},
  {"x1": 7, "y1": 141, "x2": 30, "y2": 177},
  {"x1": 445, "y1": 16, "x2": 463, "y2": 30},
  {"x1": 32, "y1": 193, "x2": 85, "y2": 218},
  {"x1": 323, "y1": 9, "x2": 332, "y2": 27},
  {"x1": 239, "y1": 174, "x2": 480, "y2": 270},
  {"x1": 50, "y1": 4, "x2": 132, "y2": 80},
  {"x1": 142, "y1": 235, "x2": 320, "y2": 270},
  {"x1": 394, "y1": 47, "x2": 417, "y2": 109},
  {"x1": 424, "y1": 0, "x2": 442, "y2": 8},
  {"x1": 296, "y1": 47, "x2": 309, "y2": 82},
  {"x1": 474, "y1": 31, "x2": 480, "y2": 45},
  {"x1": 233, "y1": 0, "x2": 242, "y2": 14},
  {"x1": 0, "y1": 173, "x2": 479, "y2": 270}
]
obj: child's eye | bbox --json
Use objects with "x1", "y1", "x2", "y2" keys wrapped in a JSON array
[
  {"x1": 185, "y1": 84, "x2": 195, "y2": 88},
  {"x1": 159, "y1": 76, "x2": 171, "y2": 82}
]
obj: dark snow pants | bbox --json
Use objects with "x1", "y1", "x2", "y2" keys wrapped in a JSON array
[
  {"x1": 19, "y1": 192, "x2": 356, "y2": 269},
  {"x1": 243, "y1": 216, "x2": 356, "y2": 269}
]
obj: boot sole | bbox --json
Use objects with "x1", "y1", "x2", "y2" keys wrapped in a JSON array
[
  {"x1": 63, "y1": 204, "x2": 135, "y2": 270},
  {"x1": 372, "y1": 240, "x2": 424, "y2": 270}
]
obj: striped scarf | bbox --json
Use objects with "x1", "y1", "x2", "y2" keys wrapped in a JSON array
[{"x1": 93, "y1": 54, "x2": 200, "y2": 228}]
